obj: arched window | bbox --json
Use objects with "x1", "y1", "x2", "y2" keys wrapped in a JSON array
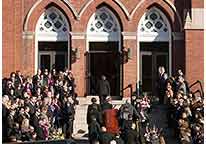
[
  {"x1": 88, "y1": 7, "x2": 119, "y2": 33},
  {"x1": 36, "y1": 7, "x2": 69, "y2": 41},
  {"x1": 35, "y1": 6, "x2": 70, "y2": 72},
  {"x1": 87, "y1": 7, "x2": 121, "y2": 42},
  {"x1": 138, "y1": 7, "x2": 171, "y2": 41}
]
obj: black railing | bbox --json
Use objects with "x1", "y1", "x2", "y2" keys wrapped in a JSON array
[
  {"x1": 189, "y1": 80, "x2": 204, "y2": 97},
  {"x1": 121, "y1": 84, "x2": 133, "y2": 100}
]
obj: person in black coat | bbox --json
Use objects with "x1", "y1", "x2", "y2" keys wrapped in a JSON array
[
  {"x1": 26, "y1": 96, "x2": 37, "y2": 117},
  {"x1": 88, "y1": 117, "x2": 101, "y2": 144},
  {"x1": 33, "y1": 69, "x2": 42, "y2": 88},
  {"x1": 62, "y1": 97, "x2": 75, "y2": 139},
  {"x1": 156, "y1": 66, "x2": 168, "y2": 104},
  {"x1": 97, "y1": 75, "x2": 111, "y2": 104},
  {"x1": 15, "y1": 70, "x2": 24, "y2": 86},
  {"x1": 99, "y1": 127, "x2": 114, "y2": 144},
  {"x1": 15, "y1": 84, "x2": 23, "y2": 99},
  {"x1": 87, "y1": 98, "x2": 103, "y2": 125},
  {"x1": 67, "y1": 72, "x2": 75, "y2": 96},
  {"x1": 101, "y1": 96, "x2": 113, "y2": 111},
  {"x1": 124, "y1": 123, "x2": 140, "y2": 144}
]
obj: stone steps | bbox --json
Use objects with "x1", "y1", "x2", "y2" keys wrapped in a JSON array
[{"x1": 73, "y1": 96, "x2": 130, "y2": 136}]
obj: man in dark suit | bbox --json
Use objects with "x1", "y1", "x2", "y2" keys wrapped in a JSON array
[
  {"x1": 15, "y1": 70, "x2": 24, "y2": 86},
  {"x1": 157, "y1": 66, "x2": 168, "y2": 104},
  {"x1": 62, "y1": 97, "x2": 75, "y2": 139},
  {"x1": 33, "y1": 69, "x2": 42, "y2": 89},
  {"x1": 97, "y1": 75, "x2": 111, "y2": 104},
  {"x1": 88, "y1": 117, "x2": 101, "y2": 144},
  {"x1": 87, "y1": 97, "x2": 103, "y2": 125}
]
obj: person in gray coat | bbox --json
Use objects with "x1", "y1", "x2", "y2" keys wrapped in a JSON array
[{"x1": 97, "y1": 75, "x2": 111, "y2": 104}]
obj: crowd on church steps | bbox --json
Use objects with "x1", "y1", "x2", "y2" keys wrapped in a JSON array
[{"x1": 2, "y1": 68, "x2": 204, "y2": 144}]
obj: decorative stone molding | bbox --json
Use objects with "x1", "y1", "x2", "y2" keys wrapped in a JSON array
[
  {"x1": 163, "y1": 0, "x2": 183, "y2": 31},
  {"x1": 184, "y1": 8, "x2": 204, "y2": 30},
  {"x1": 115, "y1": 0, "x2": 183, "y2": 32},
  {"x1": 63, "y1": 0, "x2": 94, "y2": 20},
  {"x1": 24, "y1": 0, "x2": 44, "y2": 31},
  {"x1": 70, "y1": 32, "x2": 86, "y2": 39},
  {"x1": 25, "y1": 0, "x2": 183, "y2": 31},
  {"x1": 122, "y1": 32, "x2": 136, "y2": 40},
  {"x1": 22, "y1": 31, "x2": 35, "y2": 39}
]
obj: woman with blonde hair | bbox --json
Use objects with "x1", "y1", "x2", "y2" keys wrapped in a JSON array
[{"x1": 21, "y1": 118, "x2": 33, "y2": 141}]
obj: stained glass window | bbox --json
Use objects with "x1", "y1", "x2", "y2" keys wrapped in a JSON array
[
  {"x1": 88, "y1": 7, "x2": 119, "y2": 33},
  {"x1": 38, "y1": 7, "x2": 68, "y2": 33},
  {"x1": 139, "y1": 9, "x2": 168, "y2": 33}
]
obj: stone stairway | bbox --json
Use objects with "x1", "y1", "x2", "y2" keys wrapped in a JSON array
[
  {"x1": 73, "y1": 97, "x2": 177, "y2": 144},
  {"x1": 73, "y1": 96, "x2": 129, "y2": 140}
]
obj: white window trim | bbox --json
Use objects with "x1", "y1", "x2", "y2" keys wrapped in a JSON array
[
  {"x1": 35, "y1": 7, "x2": 70, "y2": 73},
  {"x1": 137, "y1": 7, "x2": 172, "y2": 90},
  {"x1": 86, "y1": 7, "x2": 121, "y2": 51}
]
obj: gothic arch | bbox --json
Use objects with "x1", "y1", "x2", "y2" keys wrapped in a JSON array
[
  {"x1": 80, "y1": 1, "x2": 127, "y2": 31},
  {"x1": 86, "y1": 6, "x2": 121, "y2": 43},
  {"x1": 132, "y1": 0, "x2": 182, "y2": 32},
  {"x1": 36, "y1": 6, "x2": 70, "y2": 41},
  {"x1": 24, "y1": 0, "x2": 75, "y2": 32}
]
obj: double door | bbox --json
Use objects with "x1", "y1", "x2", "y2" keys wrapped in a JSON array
[
  {"x1": 140, "y1": 51, "x2": 168, "y2": 95},
  {"x1": 39, "y1": 51, "x2": 68, "y2": 71}
]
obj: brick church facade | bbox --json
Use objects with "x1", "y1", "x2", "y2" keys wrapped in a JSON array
[{"x1": 3, "y1": 0, "x2": 204, "y2": 97}]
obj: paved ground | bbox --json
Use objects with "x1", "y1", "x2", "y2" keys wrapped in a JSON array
[{"x1": 73, "y1": 104, "x2": 178, "y2": 144}]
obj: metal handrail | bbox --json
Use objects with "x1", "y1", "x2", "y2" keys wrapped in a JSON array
[
  {"x1": 121, "y1": 84, "x2": 133, "y2": 100},
  {"x1": 191, "y1": 89, "x2": 202, "y2": 97},
  {"x1": 189, "y1": 80, "x2": 204, "y2": 97}
]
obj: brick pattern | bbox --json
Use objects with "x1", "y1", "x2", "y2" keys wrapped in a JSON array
[
  {"x1": 192, "y1": 0, "x2": 204, "y2": 8},
  {"x1": 2, "y1": 0, "x2": 204, "y2": 96},
  {"x1": 185, "y1": 30, "x2": 204, "y2": 84}
]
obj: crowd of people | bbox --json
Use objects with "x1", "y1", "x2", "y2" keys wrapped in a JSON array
[
  {"x1": 2, "y1": 69, "x2": 78, "y2": 142},
  {"x1": 1, "y1": 67, "x2": 204, "y2": 144},
  {"x1": 165, "y1": 70, "x2": 204, "y2": 144},
  {"x1": 86, "y1": 68, "x2": 204, "y2": 144}
]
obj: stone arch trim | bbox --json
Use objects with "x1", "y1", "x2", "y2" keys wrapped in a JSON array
[
  {"x1": 80, "y1": 0, "x2": 128, "y2": 32},
  {"x1": 24, "y1": 0, "x2": 76, "y2": 32},
  {"x1": 131, "y1": 0, "x2": 183, "y2": 32}
]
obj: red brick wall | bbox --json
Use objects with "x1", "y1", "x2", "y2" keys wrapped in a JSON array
[
  {"x1": 71, "y1": 39, "x2": 86, "y2": 96},
  {"x1": 192, "y1": 0, "x2": 204, "y2": 8},
  {"x1": 185, "y1": 30, "x2": 204, "y2": 84},
  {"x1": 3, "y1": 0, "x2": 16, "y2": 77},
  {"x1": 123, "y1": 40, "x2": 137, "y2": 97},
  {"x1": 4, "y1": 0, "x2": 200, "y2": 97}
]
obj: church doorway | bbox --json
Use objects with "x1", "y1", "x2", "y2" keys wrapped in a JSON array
[
  {"x1": 38, "y1": 42, "x2": 68, "y2": 71},
  {"x1": 140, "y1": 42, "x2": 169, "y2": 95},
  {"x1": 86, "y1": 7, "x2": 122, "y2": 98},
  {"x1": 87, "y1": 42, "x2": 121, "y2": 97},
  {"x1": 138, "y1": 7, "x2": 172, "y2": 96},
  {"x1": 35, "y1": 7, "x2": 70, "y2": 72}
]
